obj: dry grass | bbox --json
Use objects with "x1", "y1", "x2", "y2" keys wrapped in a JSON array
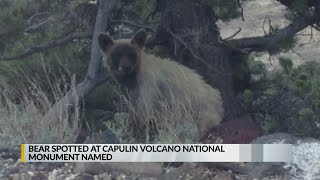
[
  {"x1": 0, "y1": 65, "x2": 80, "y2": 149},
  {"x1": 119, "y1": 87, "x2": 199, "y2": 143}
]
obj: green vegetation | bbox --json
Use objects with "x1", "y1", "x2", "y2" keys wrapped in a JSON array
[{"x1": 245, "y1": 58, "x2": 320, "y2": 138}]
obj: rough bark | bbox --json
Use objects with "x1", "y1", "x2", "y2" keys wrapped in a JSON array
[{"x1": 157, "y1": 0, "x2": 244, "y2": 119}]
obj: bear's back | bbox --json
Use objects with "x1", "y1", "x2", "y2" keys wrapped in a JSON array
[{"x1": 129, "y1": 53, "x2": 224, "y2": 140}]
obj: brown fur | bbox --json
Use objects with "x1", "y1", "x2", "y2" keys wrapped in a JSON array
[{"x1": 98, "y1": 30, "x2": 224, "y2": 142}]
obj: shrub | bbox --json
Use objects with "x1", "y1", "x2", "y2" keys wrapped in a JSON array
[{"x1": 246, "y1": 58, "x2": 320, "y2": 138}]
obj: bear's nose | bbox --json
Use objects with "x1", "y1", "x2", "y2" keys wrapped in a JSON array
[{"x1": 119, "y1": 66, "x2": 131, "y2": 73}]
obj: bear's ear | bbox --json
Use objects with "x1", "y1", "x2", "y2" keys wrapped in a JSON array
[
  {"x1": 98, "y1": 33, "x2": 114, "y2": 52},
  {"x1": 131, "y1": 29, "x2": 147, "y2": 48}
]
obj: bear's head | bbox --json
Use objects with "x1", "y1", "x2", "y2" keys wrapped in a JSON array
[{"x1": 98, "y1": 29, "x2": 147, "y2": 82}]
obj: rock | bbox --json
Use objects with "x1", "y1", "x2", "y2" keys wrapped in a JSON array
[
  {"x1": 20, "y1": 172, "x2": 33, "y2": 180},
  {"x1": 251, "y1": 133, "x2": 320, "y2": 180},
  {"x1": 28, "y1": 171, "x2": 35, "y2": 176},
  {"x1": 67, "y1": 174, "x2": 77, "y2": 180},
  {"x1": 202, "y1": 115, "x2": 262, "y2": 144},
  {"x1": 251, "y1": 133, "x2": 298, "y2": 144},
  {"x1": 212, "y1": 172, "x2": 233, "y2": 180},
  {"x1": 207, "y1": 133, "x2": 320, "y2": 179},
  {"x1": 32, "y1": 172, "x2": 48, "y2": 180},
  {"x1": 0, "y1": 148, "x2": 20, "y2": 159},
  {"x1": 239, "y1": 162, "x2": 288, "y2": 179},
  {"x1": 74, "y1": 162, "x2": 162, "y2": 176},
  {"x1": 76, "y1": 173, "x2": 94, "y2": 180},
  {"x1": 12, "y1": 174, "x2": 20, "y2": 180},
  {"x1": 49, "y1": 168, "x2": 63, "y2": 180},
  {"x1": 97, "y1": 173, "x2": 112, "y2": 180}
]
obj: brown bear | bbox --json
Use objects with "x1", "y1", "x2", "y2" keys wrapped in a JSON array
[{"x1": 98, "y1": 29, "x2": 224, "y2": 143}]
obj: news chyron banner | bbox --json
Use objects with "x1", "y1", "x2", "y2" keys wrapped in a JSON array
[{"x1": 21, "y1": 144, "x2": 292, "y2": 162}]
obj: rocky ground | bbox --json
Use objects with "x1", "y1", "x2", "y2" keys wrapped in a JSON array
[
  {"x1": 1, "y1": 157, "x2": 282, "y2": 180},
  {"x1": 0, "y1": 157, "x2": 248, "y2": 180},
  {"x1": 0, "y1": 120, "x2": 291, "y2": 180}
]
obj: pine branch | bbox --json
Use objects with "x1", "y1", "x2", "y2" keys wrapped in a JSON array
[{"x1": 0, "y1": 32, "x2": 93, "y2": 61}]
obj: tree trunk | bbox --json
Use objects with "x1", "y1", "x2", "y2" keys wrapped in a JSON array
[
  {"x1": 43, "y1": 0, "x2": 117, "y2": 121},
  {"x1": 158, "y1": 0, "x2": 243, "y2": 120}
]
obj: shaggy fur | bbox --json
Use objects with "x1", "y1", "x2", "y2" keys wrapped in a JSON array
[{"x1": 98, "y1": 30, "x2": 224, "y2": 142}]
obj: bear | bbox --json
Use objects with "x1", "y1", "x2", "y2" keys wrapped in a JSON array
[{"x1": 98, "y1": 29, "x2": 224, "y2": 143}]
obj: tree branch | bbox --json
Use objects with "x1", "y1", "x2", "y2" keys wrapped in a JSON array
[
  {"x1": 24, "y1": 17, "x2": 52, "y2": 33},
  {"x1": 111, "y1": 19, "x2": 156, "y2": 32},
  {"x1": 168, "y1": 29, "x2": 219, "y2": 73},
  {"x1": 228, "y1": 11, "x2": 319, "y2": 52},
  {"x1": 237, "y1": 0, "x2": 245, "y2": 21},
  {"x1": 276, "y1": 0, "x2": 319, "y2": 8},
  {"x1": 0, "y1": 31, "x2": 93, "y2": 61},
  {"x1": 224, "y1": 28, "x2": 241, "y2": 40},
  {"x1": 0, "y1": 31, "x2": 158, "y2": 61}
]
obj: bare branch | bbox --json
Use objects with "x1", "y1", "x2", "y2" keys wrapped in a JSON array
[
  {"x1": 224, "y1": 28, "x2": 241, "y2": 40},
  {"x1": 27, "y1": 12, "x2": 50, "y2": 25},
  {"x1": 262, "y1": 17, "x2": 271, "y2": 36},
  {"x1": 168, "y1": 30, "x2": 222, "y2": 73},
  {"x1": 229, "y1": 11, "x2": 319, "y2": 52},
  {"x1": 25, "y1": 17, "x2": 52, "y2": 33},
  {"x1": 112, "y1": 0, "x2": 131, "y2": 20},
  {"x1": 0, "y1": 31, "x2": 93, "y2": 61},
  {"x1": 111, "y1": 19, "x2": 156, "y2": 32},
  {"x1": 237, "y1": 0, "x2": 245, "y2": 21},
  {"x1": 145, "y1": 0, "x2": 160, "y2": 22},
  {"x1": 311, "y1": 24, "x2": 320, "y2": 31}
]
